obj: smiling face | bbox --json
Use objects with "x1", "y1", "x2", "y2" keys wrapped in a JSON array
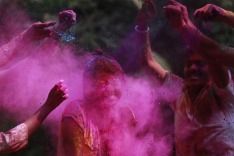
[
  {"x1": 84, "y1": 74, "x2": 123, "y2": 109},
  {"x1": 184, "y1": 52, "x2": 211, "y2": 89},
  {"x1": 83, "y1": 55, "x2": 124, "y2": 110}
]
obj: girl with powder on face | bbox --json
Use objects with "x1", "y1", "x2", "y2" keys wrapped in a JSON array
[
  {"x1": 0, "y1": 80, "x2": 69, "y2": 153},
  {"x1": 57, "y1": 52, "x2": 136, "y2": 156}
]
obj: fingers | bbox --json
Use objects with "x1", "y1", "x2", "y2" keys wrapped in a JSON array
[
  {"x1": 163, "y1": 5, "x2": 180, "y2": 18},
  {"x1": 43, "y1": 28, "x2": 54, "y2": 37},
  {"x1": 56, "y1": 80, "x2": 69, "y2": 100},
  {"x1": 59, "y1": 10, "x2": 77, "y2": 22},
  {"x1": 168, "y1": 0, "x2": 181, "y2": 6},
  {"x1": 57, "y1": 10, "x2": 76, "y2": 32},
  {"x1": 142, "y1": 0, "x2": 156, "y2": 15},
  {"x1": 52, "y1": 79, "x2": 69, "y2": 100},
  {"x1": 46, "y1": 80, "x2": 69, "y2": 109},
  {"x1": 163, "y1": 3, "x2": 187, "y2": 29},
  {"x1": 34, "y1": 21, "x2": 56, "y2": 29},
  {"x1": 193, "y1": 4, "x2": 220, "y2": 21}
]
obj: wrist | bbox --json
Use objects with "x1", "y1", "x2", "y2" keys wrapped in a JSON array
[
  {"x1": 42, "y1": 101, "x2": 56, "y2": 112},
  {"x1": 53, "y1": 30, "x2": 63, "y2": 41},
  {"x1": 20, "y1": 31, "x2": 32, "y2": 44},
  {"x1": 135, "y1": 25, "x2": 149, "y2": 33}
]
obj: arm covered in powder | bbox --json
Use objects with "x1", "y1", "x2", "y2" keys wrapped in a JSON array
[
  {"x1": 194, "y1": 4, "x2": 234, "y2": 28},
  {"x1": 137, "y1": 0, "x2": 168, "y2": 80},
  {"x1": 164, "y1": 0, "x2": 229, "y2": 88},
  {"x1": 36, "y1": 10, "x2": 76, "y2": 54},
  {"x1": 0, "y1": 80, "x2": 68, "y2": 153},
  {"x1": 0, "y1": 21, "x2": 56, "y2": 68}
]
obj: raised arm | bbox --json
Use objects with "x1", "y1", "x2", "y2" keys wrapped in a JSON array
[
  {"x1": 164, "y1": 0, "x2": 229, "y2": 88},
  {"x1": 194, "y1": 4, "x2": 234, "y2": 28},
  {"x1": 37, "y1": 10, "x2": 76, "y2": 54},
  {"x1": 0, "y1": 21, "x2": 55, "y2": 68},
  {"x1": 24, "y1": 80, "x2": 68, "y2": 136},
  {"x1": 137, "y1": 0, "x2": 168, "y2": 80},
  {"x1": 0, "y1": 80, "x2": 68, "y2": 153}
]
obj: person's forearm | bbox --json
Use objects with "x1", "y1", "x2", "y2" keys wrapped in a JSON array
[
  {"x1": 0, "y1": 31, "x2": 31, "y2": 67},
  {"x1": 35, "y1": 29, "x2": 62, "y2": 55},
  {"x1": 136, "y1": 26, "x2": 167, "y2": 79},
  {"x1": 178, "y1": 24, "x2": 234, "y2": 68},
  {"x1": 23, "y1": 102, "x2": 54, "y2": 136},
  {"x1": 178, "y1": 25, "x2": 221, "y2": 60}
]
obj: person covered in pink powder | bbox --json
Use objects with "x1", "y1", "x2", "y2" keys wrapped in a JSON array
[
  {"x1": 0, "y1": 80, "x2": 69, "y2": 153},
  {"x1": 136, "y1": 0, "x2": 234, "y2": 155},
  {"x1": 57, "y1": 52, "x2": 136, "y2": 156},
  {"x1": 175, "y1": 3, "x2": 234, "y2": 69},
  {"x1": 0, "y1": 9, "x2": 76, "y2": 69}
]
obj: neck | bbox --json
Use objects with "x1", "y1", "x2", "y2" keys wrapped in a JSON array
[{"x1": 186, "y1": 84, "x2": 204, "y2": 102}]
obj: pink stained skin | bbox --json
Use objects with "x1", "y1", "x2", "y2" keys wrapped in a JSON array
[
  {"x1": 184, "y1": 53, "x2": 211, "y2": 91},
  {"x1": 22, "y1": 21, "x2": 56, "y2": 43},
  {"x1": 35, "y1": 10, "x2": 77, "y2": 56},
  {"x1": 163, "y1": 0, "x2": 196, "y2": 30},
  {"x1": 193, "y1": 4, "x2": 234, "y2": 28},
  {"x1": 57, "y1": 10, "x2": 76, "y2": 32},
  {"x1": 58, "y1": 55, "x2": 153, "y2": 156},
  {"x1": 0, "y1": 81, "x2": 68, "y2": 153},
  {"x1": 0, "y1": 4, "x2": 177, "y2": 156},
  {"x1": 163, "y1": 0, "x2": 229, "y2": 88},
  {"x1": 134, "y1": 1, "x2": 234, "y2": 156},
  {"x1": 24, "y1": 80, "x2": 69, "y2": 136},
  {"x1": 137, "y1": 0, "x2": 156, "y2": 31},
  {"x1": 0, "y1": 21, "x2": 57, "y2": 68},
  {"x1": 44, "y1": 80, "x2": 69, "y2": 110},
  {"x1": 193, "y1": 4, "x2": 226, "y2": 22}
]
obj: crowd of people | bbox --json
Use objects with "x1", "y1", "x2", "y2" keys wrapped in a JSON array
[{"x1": 1, "y1": 0, "x2": 234, "y2": 155}]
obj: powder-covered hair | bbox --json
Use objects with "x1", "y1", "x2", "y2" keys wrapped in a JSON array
[{"x1": 84, "y1": 53, "x2": 124, "y2": 79}]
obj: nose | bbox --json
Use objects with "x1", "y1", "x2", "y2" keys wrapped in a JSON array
[{"x1": 189, "y1": 63, "x2": 198, "y2": 71}]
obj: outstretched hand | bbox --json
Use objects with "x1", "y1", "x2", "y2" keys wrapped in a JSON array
[
  {"x1": 45, "y1": 80, "x2": 69, "y2": 110},
  {"x1": 137, "y1": 0, "x2": 156, "y2": 31},
  {"x1": 164, "y1": 0, "x2": 195, "y2": 29},
  {"x1": 194, "y1": 4, "x2": 225, "y2": 22},
  {"x1": 23, "y1": 21, "x2": 56, "y2": 42},
  {"x1": 57, "y1": 10, "x2": 76, "y2": 32}
]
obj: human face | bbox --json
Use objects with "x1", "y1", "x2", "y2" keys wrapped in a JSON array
[
  {"x1": 83, "y1": 73, "x2": 123, "y2": 109},
  {"x1": 184, "y1": 53, "x2": 211, "y2": 88}
]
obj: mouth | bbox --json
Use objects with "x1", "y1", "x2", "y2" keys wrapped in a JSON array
[{"x1": 186, "y1": 73, "x2": 202, "y2": 81}]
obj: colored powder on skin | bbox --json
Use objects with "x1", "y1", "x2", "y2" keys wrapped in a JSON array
[
  {"x1": 0, "y1": 42, "x2": 180, "y2": 155},
  {"x1": 0, "y1": 7, "x2": 183, "y2": 156}
]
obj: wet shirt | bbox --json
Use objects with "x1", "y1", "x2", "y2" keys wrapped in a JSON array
[
  {"x1": 0, "y1": 123, "x2": 28, "y2": 153},
  {"x1": 165, "y1": 72, "x2": 234, "y2": 156}
]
